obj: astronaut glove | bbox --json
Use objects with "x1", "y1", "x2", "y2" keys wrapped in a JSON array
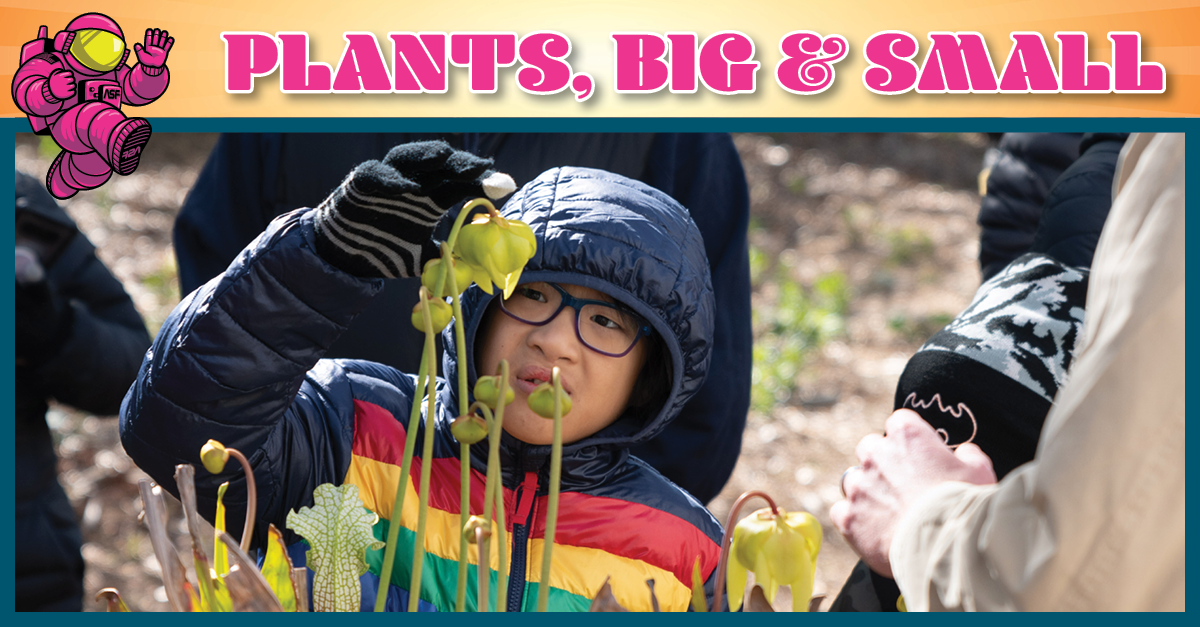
[{"x1": 47, "y1": 69, "x2": 77, "y2": 101}]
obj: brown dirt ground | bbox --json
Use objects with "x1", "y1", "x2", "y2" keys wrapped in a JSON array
[{"x1": 14, "y1": 131, "x2": 988, "y2": 612}]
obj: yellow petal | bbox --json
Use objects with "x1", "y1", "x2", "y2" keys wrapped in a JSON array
[
  {"x1": 726, "y1": 538, "x2": 748, "y2": 612},
  {"x1": 761, "y1": 522, "x2": 807, "y2": 586},
  {"x1": 502, "y1": 266, "x2": 524, "y2": 300},
  {"x1": 475, "y1": 274, "x2": 494, "y2": 295},
  {"x1": 485, "y1": 261, "x2": 508, "y2": 293},
  {"x1": 508, "y1": 219, "x2": 537, "y2": 251},
  {"x1": 783, "y1": 510, "x2": 823, "y2": 567},
  {"x1": 732, "y1": 509, "x2": 774, "y2": 569},
  {"x1": 754, "y1": 551, "x2": 778, "y2": 605},
  {"x1": 457, "y1": 221, "x2": 500, "y2": 268}
]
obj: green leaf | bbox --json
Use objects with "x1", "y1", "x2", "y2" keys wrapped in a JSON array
[
  {"x1": 286, "y1": 483, "x2": 384, "y2": 612},
  {"x1": 262, "y1": 525, "x2": 299, "y2": 611},
  {"x1": 690, "y1": 556, "x2": 707, "y2": 612},
  {"x1": 210, "y1": 574, "x2": 233, "y2": 612},
  {"x1": 214, "y1": 481, "x2": 230, "y2": 576}
]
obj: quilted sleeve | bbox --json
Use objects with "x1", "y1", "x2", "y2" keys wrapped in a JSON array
[{"x1": 120, "y1": 208, "x2": 387, "y2": 548}]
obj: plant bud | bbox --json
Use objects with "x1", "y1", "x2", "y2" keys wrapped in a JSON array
[
  {"x1": 473, "y1": 375, "x2": 514, "y2": 408},
  {"x1": 421, "y1": 255, "x2": 475, "y2": 298},
  {"x1": 451, "y1": 414, "x2": 489, "y2": 445},
  {"x1": 527, "y1": 382, "x2": 572, "y2": 419},
  {"x1": 411, "y1": 295, "x2": 452, "y2": 332},
  {"x1": 463, "y1": 515, "x2": 491, "y2": 544},
  {"x1": 200, "y1": 439, "x2": 229, "y2": 474}
]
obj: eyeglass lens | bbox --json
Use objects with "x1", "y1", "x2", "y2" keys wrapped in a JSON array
[{"x1": 501, "y1": 283, "x2": 642, "y2": 355}]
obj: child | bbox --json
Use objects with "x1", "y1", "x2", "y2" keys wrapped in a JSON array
[{"x1": 120, "y1": 142, "x2": 724, "y2": 611}]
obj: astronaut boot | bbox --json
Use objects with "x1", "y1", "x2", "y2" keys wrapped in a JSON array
[
  {"x1": 106, "y1": 117, "x2": 153, "y2": 176},
  {"x1": 45, "y1": 151, "x2": 78, "y2": 200},
  {"x1": 46, "y1": 150, "x2": 113, "y2": 199}
]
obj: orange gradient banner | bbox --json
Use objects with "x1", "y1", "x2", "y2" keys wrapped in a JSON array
[{"x1": 3, "y1": 0, "x2": 1198, "y2": 118}]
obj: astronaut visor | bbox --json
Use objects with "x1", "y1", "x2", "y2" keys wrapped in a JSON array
[{"x1": 70, "y1": 29, "x2": 126, "y2": 72}]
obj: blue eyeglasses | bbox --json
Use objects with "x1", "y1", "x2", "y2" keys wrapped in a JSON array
[{"x1": 499, "y1": 282, "x2": 652, "y2": 357}]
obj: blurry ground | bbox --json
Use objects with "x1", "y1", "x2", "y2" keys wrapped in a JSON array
[{"x1": 14, "y1": 131, "x2": 988, "y2": 612}]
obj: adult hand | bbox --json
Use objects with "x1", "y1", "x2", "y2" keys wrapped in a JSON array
[
  {"x1": 134, "y1": 28, "x2": 175, "y2": 67},
  {"x1": 829, "y1": 409, "x2": 996, "y2": 578},
  {"x1": 48, "y1": 69, "x2": 76, "y2": 100}
]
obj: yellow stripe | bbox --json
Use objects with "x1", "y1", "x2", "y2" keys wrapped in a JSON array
[
  {"x1": 346, "y1": 455, "x2": 508, "y2": 572},
  {"x1": 345, "y1": 453, "x2": 416, "y2": 523},
  {"x1": 525, "y1": 539, "x2": 693, "y2": 612}
]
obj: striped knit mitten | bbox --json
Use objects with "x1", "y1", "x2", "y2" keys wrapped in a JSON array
[{"x1": 312, "y1": 140, "x2": 515, "y2": 279}]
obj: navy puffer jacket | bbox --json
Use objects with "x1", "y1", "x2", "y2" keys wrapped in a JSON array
[
  {"x1": 977, "y1": 133, "x2": 1082, "y2": 280},
  {"x1": 121, "y1": 167, "x2": 723, "y2": 611}
]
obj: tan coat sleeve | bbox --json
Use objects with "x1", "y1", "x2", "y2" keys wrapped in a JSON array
[{"x1": 889, "y1": 133, "x2": 1185, "y2": 612}]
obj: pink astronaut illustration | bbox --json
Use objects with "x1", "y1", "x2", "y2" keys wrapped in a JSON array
[{"x1": 12, "y1": 13, "x2": 174, "y2": 199}]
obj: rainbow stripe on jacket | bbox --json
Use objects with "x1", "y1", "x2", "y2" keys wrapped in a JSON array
[{"x1": 345, "y1": 398, "x2": 723, "y2": 612}]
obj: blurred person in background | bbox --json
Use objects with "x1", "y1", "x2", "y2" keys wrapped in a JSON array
[
  {"x1": 170, "y1": 133, "x2": 752, "y2": 504},
  {"x1": 829, "y1": 132, "x2": 1130, "y2": 612},
  {"x1": 832, "y1": 133, "x2": 1183, "y2": 611},
  {"x1": 15, "y1": 171, "x2": 151, "y2": 611},
  {"x1": 976, "y1": 133, "x2": 1126, "y2": 281}
]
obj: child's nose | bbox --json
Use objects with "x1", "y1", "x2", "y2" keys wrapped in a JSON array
[{"x1": 528, "y1": 307, "x2": 583, "y2": 362}]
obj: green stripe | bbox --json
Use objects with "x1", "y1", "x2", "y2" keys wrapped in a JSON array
[{"x1": 368, "y1": 518, "x2": 592, "y2": 612}]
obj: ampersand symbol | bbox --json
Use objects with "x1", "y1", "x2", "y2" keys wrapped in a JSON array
[{"x1": 776, "y1": 32, "x2": 849, "y2": 95}]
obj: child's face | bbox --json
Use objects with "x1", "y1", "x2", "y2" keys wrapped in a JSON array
[{"x1": 478, "y1": 283, "x2": 648, "y2": 445}]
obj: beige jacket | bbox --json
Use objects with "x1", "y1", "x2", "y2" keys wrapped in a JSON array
[{"x1": 890, "y1": 133, "x2": 1185, "y2": 611}]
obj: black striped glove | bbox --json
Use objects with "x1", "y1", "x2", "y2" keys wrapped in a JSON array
[{"x1": 312, "y1": 140, "x2": 514, "y2": 279}]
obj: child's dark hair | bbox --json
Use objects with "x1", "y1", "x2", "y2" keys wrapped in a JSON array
[{"x1": 628, "y1": 332, "x2": 672, "y2": 414}]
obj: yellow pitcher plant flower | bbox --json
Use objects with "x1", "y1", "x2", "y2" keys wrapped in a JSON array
[
  {"x1": 455, "y1": 210, "x2": 537, "y2": 298},
  {"x1": 726, "y1": 506, "x2": 822, "y2": 611}
]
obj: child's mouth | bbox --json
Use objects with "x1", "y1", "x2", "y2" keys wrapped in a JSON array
[{"x1": 513, "y1": 365, "x2": 568, "y2": 396}]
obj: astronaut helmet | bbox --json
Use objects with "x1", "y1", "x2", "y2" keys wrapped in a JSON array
[{"x1": 55, "y1": 13, "x2": 129, "y2": 75}]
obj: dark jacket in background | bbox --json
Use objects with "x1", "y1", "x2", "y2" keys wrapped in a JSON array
[
  {"x1": 171, "y1": 133, "x2": 752, "y2": 504},
  {"x1": 977, "y1": 133, "x2": 1082, "y2": 280},
  {"x1": 15, "y1": 172, "x2": 151, "y2": 611},
  {"x1": 1027, "y1": 133, "x2": 1129, "y2": 269}
]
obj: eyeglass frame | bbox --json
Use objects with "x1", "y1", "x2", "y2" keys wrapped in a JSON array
[{"x1": 497, "y1": 282, "x2": 653, "y2": 358}]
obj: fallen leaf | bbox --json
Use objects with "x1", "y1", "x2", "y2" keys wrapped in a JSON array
[{"x1": 589, "y1": 577, "x2": 628, "y2": 612}]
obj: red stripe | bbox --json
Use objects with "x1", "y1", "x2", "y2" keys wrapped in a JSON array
[
  {"x1": 351, "y1": 401, "x2": 719, "y2": 584},
  {"x1": 351, "y1": 400, "x2": 489, "y2": 514},
  {"x1": 529, "y1": 492, "x2": 720, "y2": 585},
  {"x1": 351, "y1": 399, "x2": 409, "y2": 465}
]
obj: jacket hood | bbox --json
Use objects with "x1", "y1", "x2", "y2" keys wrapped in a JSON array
[{"x1": 443, "y1": 167, "x2": 715, "y2": 451}]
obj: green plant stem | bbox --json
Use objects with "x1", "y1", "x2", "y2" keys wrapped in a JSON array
[
  {"x1": 492, "y1": 361, "x2": 511, "y2": 612},
  {"x1": 474, "y1": 526, "x2": 490, "y2": 611},
  {"x1": 481, "y1": 411, "x2": 501, "y2": 612},
  {"x1": 469, "y1": 401, "x2": 496, "y2": 611},
  {"x1": 536, "y1": 368, "x2": 565, "y2": 612},
  {"x1": 408, "y1": 296, "x2": 440, "y2": 612},
  {"x1": 373, "y1": 349, "x2": 430, "y2": 612},
  {"x1": 444, "y1": 243, "x2": 473, "y2": 612}
]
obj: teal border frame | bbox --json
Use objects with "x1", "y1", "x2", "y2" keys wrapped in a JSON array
[{"x1": 2, "y1": 118, "x2": 1194, "y2": 621}]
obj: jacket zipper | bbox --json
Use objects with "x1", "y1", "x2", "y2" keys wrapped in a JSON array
[{"x1": 505, "y1": 470, "x2": 540, "y2": 611}]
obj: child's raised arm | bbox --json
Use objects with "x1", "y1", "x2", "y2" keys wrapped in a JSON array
[{"x1": 119, "y1": 141, "x2": 506, "y2": 548}]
